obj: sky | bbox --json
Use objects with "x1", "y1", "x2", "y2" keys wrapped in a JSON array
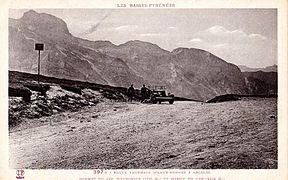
[{"x1": 9, "y1": 9, "x2": 277, "y2": 68}]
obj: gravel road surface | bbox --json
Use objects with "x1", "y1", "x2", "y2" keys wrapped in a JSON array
[{"x1": 9, "y1": 98, "x2": 277, "y2": 169}]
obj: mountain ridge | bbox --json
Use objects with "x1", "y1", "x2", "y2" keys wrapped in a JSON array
[
  {"x1": 239, "y1": 65, "x2": 277, "y2": 72},
  {"x1": 9, "y1": 10, "x2": 276, "y2": 101}
]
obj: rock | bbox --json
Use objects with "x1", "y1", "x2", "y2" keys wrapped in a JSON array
[
  {"x1": 269, "y1": 115, "x2": 276, "y2": 119},
  {"x1": 67, "y1": 98, "x2": 75, "y2": 104},
  {"x1": 37, "y1": 103, "x2": 52, "y2": 116},
  {"x1": 53, "y1": 105, "x2": 62, "y2": 111},
  {"x1": 206, "y1": 94, "x2": 241, "y2": 103},
  {"x1": 88, "y1": 102, "x2": 95, "y2": 106},
  {"x1": 9, "y1": 83, "x2": 32, "y2": 102},
  {"x1": 31, "y1": 104, "x2": 38, "y2": 109},
  {"x1": 29, "y1": 111, "x2": 40, "y2": 118},
  {"x1": 23, "y1": 83, "x2": 50, "y2": 95},
  {"x1": 30, "y1": 92, "x2": 38, "y2": 101},
  {"x1": 79, "y1": 99, "x2": 89, "y2": 105},
  {"x1": 92, "y1": 115, "x2": 99, "y2": 118},
  {"x1": 93, "y1": 98, "x2": 101, "y2": 103},
  {"x1": 60, "y1": 85, "x2": 82, "y2": 94}
]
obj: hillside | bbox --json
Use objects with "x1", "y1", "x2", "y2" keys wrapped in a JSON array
[
  {"x1": 243, "y1": 71, "x2": 277, "y2": 95},
  {"x1": 8, "y1": 70, "x2": 132, "y2": 127},
  {"x1": 9, "y1": 10, "x2": 250, "y2": 101},
  {"x1": 9, "y1": 10, "x2": 143, "y2": 88}
]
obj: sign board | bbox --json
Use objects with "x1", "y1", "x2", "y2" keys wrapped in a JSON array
[{"x1": 35, "y1": 43, "x2": 44, "y2": 51}]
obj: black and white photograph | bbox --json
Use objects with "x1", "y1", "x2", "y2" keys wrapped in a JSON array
[
  {"x1": 8, "y1": 8, "x2": 279, "y2": 170},
  {"x1": 5, "y1": 4, "x2": 283, "y2": 175}
]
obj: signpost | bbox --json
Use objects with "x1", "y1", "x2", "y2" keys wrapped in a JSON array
[{"x1": 35, "y1": 43, "x2": 44, "y2": 85}]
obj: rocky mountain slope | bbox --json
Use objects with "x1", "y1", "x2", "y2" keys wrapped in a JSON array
[
  {"x1": 242, "y1": 71, "x2": 277, "y2": 95},
  {"x1": 10, "y1": 10, "x2": 255, "y2": 101},
  {"x1": 9, "y1": 10, "x2": 143, "y2": 88},
  {"x1": 238, "y1": 65, "x2": 277, "y2": 95}
]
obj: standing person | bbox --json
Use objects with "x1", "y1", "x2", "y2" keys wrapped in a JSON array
[
  {"x1": 127, "y1": 84, "x2": 135, "y2": 103},
  {"x1": 141, "y1": 84, "x2": 147, "y2": 103}
]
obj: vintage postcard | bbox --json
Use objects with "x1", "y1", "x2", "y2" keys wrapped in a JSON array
[{"x1": 1, "y1": 0, "x2": 287, "y2": 180}]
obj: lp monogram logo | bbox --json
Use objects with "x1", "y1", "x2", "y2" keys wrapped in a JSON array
[{"x1": 16, "y1": 169, "x2": 25, "y2": 179}]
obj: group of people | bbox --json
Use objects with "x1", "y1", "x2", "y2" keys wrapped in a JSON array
[{"x1": 127, "y1": 84, "x2": 149, "y2": 103}]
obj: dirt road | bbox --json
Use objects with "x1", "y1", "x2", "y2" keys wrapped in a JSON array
[{"x1": 9, "y1": 98, "x2": 277, "y2": 169}]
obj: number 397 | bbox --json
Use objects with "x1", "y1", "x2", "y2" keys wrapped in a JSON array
[{"x1": 94, "y1": 169, "x2": 104, "y2": 174}]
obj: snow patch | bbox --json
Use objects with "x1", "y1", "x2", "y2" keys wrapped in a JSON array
[{"x1": 46, "y1": 85, "x2": 81, "y2": 99}]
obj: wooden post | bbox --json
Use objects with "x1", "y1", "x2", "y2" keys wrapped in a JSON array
[
  {"x1": 38, "y1": 50, "x2": 40, "y2": 84},
  {"x1": 35, "y1": 43, "x2": 44, "y2": 85}
]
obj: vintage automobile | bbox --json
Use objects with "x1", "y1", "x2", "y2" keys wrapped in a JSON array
[{"x1": 150, "y1": 90, "x2": 174, "y2": 104}]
